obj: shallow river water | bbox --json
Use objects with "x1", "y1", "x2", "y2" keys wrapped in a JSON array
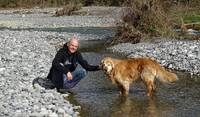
[{"x1": 67, "y1": 40, "x2": 200, "y2": 117}]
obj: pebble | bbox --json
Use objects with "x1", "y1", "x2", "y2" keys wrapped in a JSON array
[
  {"x1": 110, "y1": 40, "x2": 200, "y2": 75},
  {"x1": 0, "y1": 30, "x2": 80, "y2": 117}
]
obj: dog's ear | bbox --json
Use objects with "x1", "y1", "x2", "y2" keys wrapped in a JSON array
[
  {"x1": 109, "y1": 59, "x2": 114, "y2": 68},
  {"x1": 100, "y1": 59, "x2": 105, "y2": 66}
]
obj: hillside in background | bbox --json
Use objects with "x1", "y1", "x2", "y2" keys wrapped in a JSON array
[{"x1": 0, "y1": 0, "x2": 199, "y2": 42}]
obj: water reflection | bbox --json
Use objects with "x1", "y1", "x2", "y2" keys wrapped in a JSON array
[{"x1": 110, "y1": 96, "x2": 175, "y2": 117}]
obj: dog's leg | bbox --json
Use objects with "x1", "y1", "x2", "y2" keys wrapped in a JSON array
[
  {"x1": 146, "y1": 80, "x2": 154, "y2": 97},
  {"x1": 117, "y1": 83, "x2": 129, "y2": 96},
  {"x1": 117, "y1": 84, "x2": 124, "y2": 95},
  {"x1": 121, "y1": 87, "x2": 128, "y2": 96},
  {"x1": 141, "y1": 70, "x2": 155, "y2": 97},
  {"x1": 118, "y1": 83, "x2": 129, "y2": 96},
  {"x1": 122, "y1": 81, "x2": 130, "y2": 96},
  {"x1": 152, "y1": 83, "x2": 156, "y2": 92}
]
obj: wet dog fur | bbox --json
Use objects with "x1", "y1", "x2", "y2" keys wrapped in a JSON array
[{"x1": 100, "y1": 57, "x2": 178, "y2": 97}]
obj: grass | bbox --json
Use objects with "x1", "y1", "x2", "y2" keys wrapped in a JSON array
[
  {"x1": 184, "y1": 15, "x2": 200, "y2": 23},
  {"x1": 169, "y1": 5, "x2": 200, "y2": 25}
]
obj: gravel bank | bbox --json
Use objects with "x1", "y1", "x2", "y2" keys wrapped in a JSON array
[
  {"x1": 0, "y1": 7, "x2": 118, "y2": 29},
  {"x1": 0, "y1": 30, "x2": 82, "y2": 117},
  {"x1": 109, "y1": 40, "x2": 200, "y2": 75}
]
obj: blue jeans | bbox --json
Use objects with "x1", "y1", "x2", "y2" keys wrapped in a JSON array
[{"x1": 63, "y1": 68, "x2": 87, "y2": 89}]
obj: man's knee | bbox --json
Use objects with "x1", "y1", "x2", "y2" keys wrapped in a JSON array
[{"x1": 79, "y1": 69, "x2": 87, "y2": 78}]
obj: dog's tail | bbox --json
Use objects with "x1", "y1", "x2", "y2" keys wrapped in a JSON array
[{"x1": 156, "y1": 67, "x2": 178, "y2": 83}]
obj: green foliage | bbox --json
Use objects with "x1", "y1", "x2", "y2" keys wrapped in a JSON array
[
  {"x1": 0, "y1": 0, "x2": 125, "y2": 8},
  {"x1": 184, "y1": 15, "x2": 200, "y2": 23},
  {"x1": 167, "y1": 0, "x2": 200, "y2": 28},
  {"x1": 147, "y1": 26, "x2": 157, "y2": 33}
]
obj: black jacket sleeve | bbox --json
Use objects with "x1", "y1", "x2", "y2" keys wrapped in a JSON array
[
  {"x1": 77, "y1": 52, "x2": 100, "y2": 71},
  {"x1": 52, "y1": 49, "x2": 69, "y2": 74}
]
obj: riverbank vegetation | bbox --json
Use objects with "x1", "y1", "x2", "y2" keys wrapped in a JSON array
[
  {"x1": 112, "y1": 0, "x2": 173, "y2": 44},
  {"x1": 0, "y1": 0, "x2": 124, "y2": 8},
  {"x1": 111, "y1": 0, "x2": 200, "y2": 44}
]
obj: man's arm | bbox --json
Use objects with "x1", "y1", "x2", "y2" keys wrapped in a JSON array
[
  {"x1": 52, "y1": 49, "x2": 69, "y2": 74},
  {"x1": 77, "y1": 52, "x2": 100, "y2": 71}
]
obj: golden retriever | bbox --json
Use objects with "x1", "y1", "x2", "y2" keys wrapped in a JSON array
[{"x1": 100, "y1": 57, "x2": 178, "y2": 97}]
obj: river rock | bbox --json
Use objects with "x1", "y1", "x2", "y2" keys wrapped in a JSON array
[
  {"x1": 109, "y1": 40, "x2": 200, "y2": 75},
  {"x1": 0, "y1": 30, "x2": 80, "y2": 117}
]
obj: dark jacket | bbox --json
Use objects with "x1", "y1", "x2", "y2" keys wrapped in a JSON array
[{"x1": 47, "y1": 44, "x2": 100, "y2": 89}]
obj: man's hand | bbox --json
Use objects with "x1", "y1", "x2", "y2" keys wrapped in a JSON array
[
  {"x1": 67, "y1": 72, "x2": 73, "y2": 80},
  {"x1": 98, "y1": 64, "x2": 102, "y2": 70}
]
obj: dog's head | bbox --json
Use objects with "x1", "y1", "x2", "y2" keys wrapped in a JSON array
[{"x1": 100, "y1": 57, "x2": 114, "y2": 74}]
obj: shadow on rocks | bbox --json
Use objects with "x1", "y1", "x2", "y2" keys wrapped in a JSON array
[{"x1": 32, "y1": 77, "x2": 55, "y2": 89}]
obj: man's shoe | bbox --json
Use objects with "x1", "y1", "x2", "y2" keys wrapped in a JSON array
[
  {"x1": 58, "y1": 88, "x2": 75, "y2": 94},
  {"x1": 32, "y1": 77, "x2": 55, "y2": 89}
]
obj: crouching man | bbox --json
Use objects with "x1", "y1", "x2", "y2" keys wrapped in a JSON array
[{"x1": 47, "y1": 36, "x2": 100, "y2": 93}]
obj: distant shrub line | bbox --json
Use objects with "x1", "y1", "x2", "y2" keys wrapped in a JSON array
[{"x1": 0, "y1": 0, "x2": 125, "y2": 8}]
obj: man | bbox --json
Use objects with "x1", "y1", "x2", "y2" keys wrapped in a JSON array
[{"x1": 47, "y1": 36, "x2": 100, "y2": 93}]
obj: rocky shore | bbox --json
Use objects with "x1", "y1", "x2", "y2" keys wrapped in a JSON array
[
  {"x1": 109, "y1": 39, "x2": 200, "y2": 75},
  {"x1": 0, "y1": 30, "x2": 82, "y2": 117},
  {"x1": 0, "y1": 7, "x2": 117, "y2": 29}
]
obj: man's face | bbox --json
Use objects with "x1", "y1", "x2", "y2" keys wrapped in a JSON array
[{"x1": 68, "y1": 39, "x2": 78, "y2": 53}]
